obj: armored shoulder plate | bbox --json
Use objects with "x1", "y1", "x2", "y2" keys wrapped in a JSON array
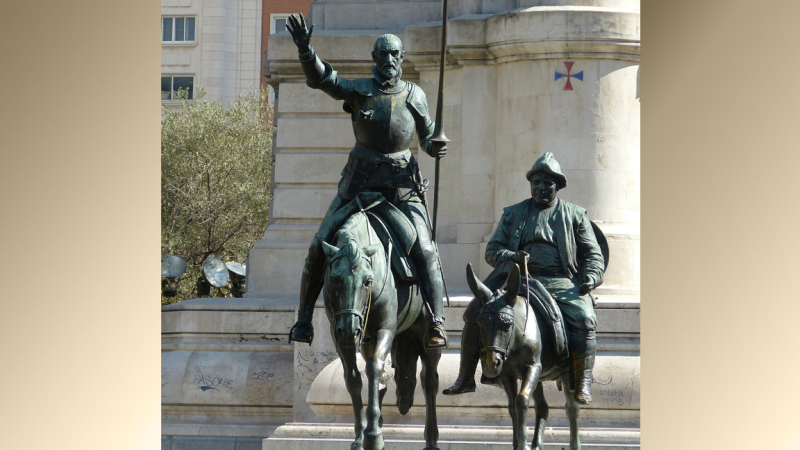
[{"x1": 405, "y1": 82, "x2": 429, "y2": 119}]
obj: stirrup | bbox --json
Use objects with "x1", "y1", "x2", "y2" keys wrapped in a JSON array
[
  {"x1": 289, "y1": 319, "x2": 314, "y2": 344},
  {"x1": 425, "y1": 324, "x2": 447, "y2": 349}
]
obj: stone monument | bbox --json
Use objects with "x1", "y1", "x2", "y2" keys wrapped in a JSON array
[{"x1": 161, "y1": 0, "x2": 639, "y2": 449}]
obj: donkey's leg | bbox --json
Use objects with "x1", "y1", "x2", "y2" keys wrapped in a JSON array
[
  {"x1": 420, "y1": 346, "x2": 442, "y2": 450},
  {"x1": 338, "y1": 345, "x2": 366, "y2": 450},
  {"x1": 562, "y1": 372, "x2": 582, "y2": 450},
  {"x1": 514, "y1": 364, "x2": 542, "y2": 450},
  {"x1": 531, "y1": 382, "x2": 548, "y2": 450},
  {"x1": 502, "y1": 376, "x2": 520, "y2": 450},
  {"x1": 363, "y1": 328, "x2": 393, "y2": 450}
]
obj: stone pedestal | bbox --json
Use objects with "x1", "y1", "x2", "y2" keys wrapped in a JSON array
[
  {"x1": 161, "y1": 298, "x2": 297, "y2": 449},
  {"x1": 263, "y1": 297, "x2": 640, "y2": 449}
]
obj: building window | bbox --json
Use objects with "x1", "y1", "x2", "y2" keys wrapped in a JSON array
[
  {"x1": 269, "y1": 14, "x2": 292, "y2": 35},
  {"x1": 162, "y1": 17, "x2": 196, "y2": 43},
  {"x1": 161, "y1": 76, "x2": 194, "y2": 101}
]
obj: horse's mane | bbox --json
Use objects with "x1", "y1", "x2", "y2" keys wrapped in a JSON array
[{"x1": 332, "y1": 213, "x2": 370, "y2": 270}]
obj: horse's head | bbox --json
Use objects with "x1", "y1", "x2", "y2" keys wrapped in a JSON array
[
  {"x1": 466, "y1": 262, "x2": 522, "y2": 378},
  {"x1": 322, "y1": 230, "x2": 381, "y2": 349}
]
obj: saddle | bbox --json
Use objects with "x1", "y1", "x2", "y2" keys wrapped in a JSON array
[
  {"x1": 482, "y1": 261, "x2": 570, "y2": 361},
  {"x1": 324, "y1": 192, "x2": 420, "y2": 282}
]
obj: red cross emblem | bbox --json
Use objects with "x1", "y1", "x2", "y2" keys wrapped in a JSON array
[{"x1": 554, "y1": 61, "x2": 584, "y2": 91}]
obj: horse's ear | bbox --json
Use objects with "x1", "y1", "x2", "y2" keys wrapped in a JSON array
[
  {"x1": 466, "y1": 263, "x2": 492, "y2": 305},
  {"x1": 322, "y1": 241, "x2": 340, "y2": 258},
  {"x1": 504, "y1": 263, "x2": 521, "y2": 305},
  {"x1": 362, "y1": 244, "x2": 381, "y2": 258}
]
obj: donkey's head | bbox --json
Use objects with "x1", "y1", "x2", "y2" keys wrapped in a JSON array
[
  {"x1": 322, "y1": 230, "x2": 381, "y2": 349},
  {"x1": 466, "y1": 263, "x2": 522, "y2": 378}
]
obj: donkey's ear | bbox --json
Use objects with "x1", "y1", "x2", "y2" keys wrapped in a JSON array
[
  {"x1": 322, "y1": 241, "x2": 340, "y2": 258},
  {"x1": 466, "y1": 263, "x2": 493, "y2": 305},
  {"x1": 362, "y1": 244, "x2": 381, "y2": 258},
  {"x1": 504, "y1": 263, "x2": 521, "y2": 305}
]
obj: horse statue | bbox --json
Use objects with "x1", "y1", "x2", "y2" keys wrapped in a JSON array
[
  {"x1": 320, "y1": 208, "x2": 442, "y2": 450},
  {"x1": 465, "y1": 262, "x2": 584, "y2": 450}
]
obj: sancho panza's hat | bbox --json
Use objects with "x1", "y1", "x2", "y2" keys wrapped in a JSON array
[{"x1": 525, "y1": 152, "x2": 567, "y2": 190}]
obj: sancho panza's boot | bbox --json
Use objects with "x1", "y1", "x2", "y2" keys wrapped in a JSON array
[
  {"x1": 442, "y1": 322, "x2": 480, "y2": 395},
  {"x1": 415, "y1": 242, "x2": 447, "y2": 349},
  {"x1": 289, "y1": 236, "x2": 326, "y2": 344},
  {"x1": 570, "y1": 330, "x2": 597, "y2": 404}
]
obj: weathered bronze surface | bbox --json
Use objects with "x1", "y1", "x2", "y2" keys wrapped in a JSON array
[
  {"x1": 286, "y1": 12, "x2": 447, "y2": 349},
  {"x1": 445, "y1": 152, "x2": 607, "y2": 450},
  {"x1": 321, "y1": 197, "x2": 442, "y2": 450},
  {"x1": 284, "y1": 13, "x2": 449, "y2": 450}
]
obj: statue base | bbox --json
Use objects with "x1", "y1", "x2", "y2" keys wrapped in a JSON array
[{"x1": 262, "y1": 423, "x2": 640, "y2": 449}]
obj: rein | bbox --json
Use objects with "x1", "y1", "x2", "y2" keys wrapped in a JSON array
[{"x1": 326, "y1": 210, "x2": 392, "y2": 341}]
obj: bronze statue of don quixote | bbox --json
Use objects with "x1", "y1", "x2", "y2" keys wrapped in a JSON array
[{"x1": 284, "y1": 1, "x2": 609, "y2": 448}]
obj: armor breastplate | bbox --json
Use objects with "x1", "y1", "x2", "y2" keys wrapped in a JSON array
[{"x1": 352, "y1": 84, "x2": 416, "y2": 154}]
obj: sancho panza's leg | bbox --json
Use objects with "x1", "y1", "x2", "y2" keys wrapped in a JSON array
[
  {"x1": 289, "y1": 194, "x2": 348, "y2": 344},
  {"x1": 442, "y1": 296, "x2": 481, "y2": 395},
  {"x1": 397, "y1": 200, "x2": 447, "y2": 348},
  {"x1": 539, "y1": 277, "x2": 597, "y2": 404}
]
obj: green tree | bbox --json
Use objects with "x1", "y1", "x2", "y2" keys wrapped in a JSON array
[{"x1": 161, "y1": 87, "x2": 274, "y2": 303}]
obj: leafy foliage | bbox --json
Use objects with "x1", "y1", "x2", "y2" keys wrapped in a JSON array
[{"x1": 161, "y1": 87, "x2": 274, "y2": 303}]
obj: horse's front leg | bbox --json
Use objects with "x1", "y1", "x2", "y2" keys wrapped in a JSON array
[
  {"x1": 337, "y1": 345, "x2": 366, "y2": 450},
  {"x1": 362, "y1": 328, "x2": 393, "y2": 450},
  {"x1": 420, "y1": 346, "x2": 442, "y2": 450},
  {"x1": 514, "y1": 363, "x2": 542, "y2": 450}
]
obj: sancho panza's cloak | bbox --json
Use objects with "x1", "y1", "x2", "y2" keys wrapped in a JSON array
[{"x1": 485, "y1": 198, "x2": 604, "y2": 286}]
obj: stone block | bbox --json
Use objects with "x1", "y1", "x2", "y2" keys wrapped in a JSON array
[
  {"x1": 181, "y1": 351, "x2": 253, "y2": 404},
  {"x1": 246, "y1": 243, "x2": 308, "y2": 297},
  {"x1": 274, "y1": 153, "x2": 348, "y2": 184},
  {"x1": 375, "y1": 3, "x2": 415, "y2": 30},
  {"x1": 171, "y1": 436, "x2": 235, "y2": 450},
  {"x1": 272, "y1": 187, "x2": 337, "y2": 219},
  {"x1": 438, "y1": 243, "x2": 480, "y2": 294},
  {"x1": 277, "y1": 83, "x2": 347, "y2": 114},
  {"x1": 244, "y1": 352, "x2": 294, "y2": 405},
  {"x1": 456, "y1": 223, "x2": 493, "y2": 244},
  {"x1": 305, "y1": 352, "x2": 639, "y2": 421},
  {"x1": 325, "y1": 3, "x2": 377, "y2": 30},
  {"x1": 276, "y1": 117, "x2": 354, "y2": 149}
]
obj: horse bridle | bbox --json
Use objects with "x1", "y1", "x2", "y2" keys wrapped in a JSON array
[
  {"x1": 325, "y1": 212, "x2": 392, "y2": 337},
  {"x1": 479, "y1": 307, "x2": 515, "y2": 360}
]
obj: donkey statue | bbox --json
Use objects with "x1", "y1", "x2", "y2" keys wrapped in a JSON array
[
  {"x1": 465, "y1": 262, "x2": 584, "y2": 450},
  {"x1": 321, "y1": 208, "x2": 442, "y2": 450}
]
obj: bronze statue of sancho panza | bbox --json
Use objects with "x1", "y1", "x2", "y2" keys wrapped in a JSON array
[
  {"x1": 285, "y1": 13, "x2": 448, "y2": 349},
  {"x1": 445, "y1": 152, "x2": 606, "y2": 404}
]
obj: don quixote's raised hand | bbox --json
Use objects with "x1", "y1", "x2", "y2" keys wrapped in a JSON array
[{"x1": 286, "y1": 13, "x2": 314, "y2": 53}]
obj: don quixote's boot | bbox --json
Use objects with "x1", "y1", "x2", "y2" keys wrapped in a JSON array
[
  {"x1": 289, "y1": 238, "x2": 326, "y2": 344},
  {"x1": 443, "y1": 322, "x2": 480, "y2": 395},
  {"x1": 570, "y1": 330, "x2": 597, "y2": 404},
  {"x1": 416, "y1": 243, "x2": 447, "y2": 349}
]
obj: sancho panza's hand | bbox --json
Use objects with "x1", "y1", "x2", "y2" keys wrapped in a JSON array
[{"x1": 286, "y1": 13, "x2": 314, "y2": 53}]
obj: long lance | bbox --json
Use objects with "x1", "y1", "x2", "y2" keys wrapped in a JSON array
[
  {"x1": 429, "y1": 0, "x2": 449, "y2": 242},
  {"x1": 427, "y1": 0, "x2": 451, "y2": 307}
]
